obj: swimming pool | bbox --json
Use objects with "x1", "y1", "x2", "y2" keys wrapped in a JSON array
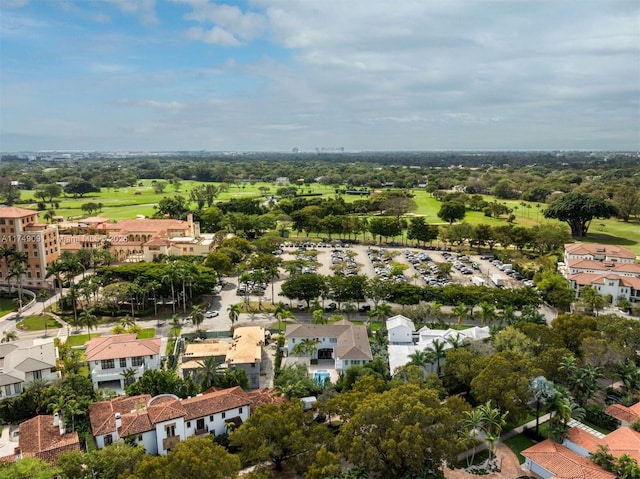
[{"x1": 314, "y1": 370, "x2": 331, "y2": 385}]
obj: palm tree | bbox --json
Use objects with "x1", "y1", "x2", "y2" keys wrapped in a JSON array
[
  {"x1": 312, "y1": 309, "x2": 326, "y2": 325},
  {"x1": 445, "y1": 333, "x2": 469, "y2": 350},
  {"x1": 477, "y1": 401, "x2": 509, "y2": 461},
  {"x1": 614, "y1": 360, "x2": 640, "y2": 393},
  {"x1": 79, "y1": 309, "x2": 99, "y2": 338},
  {"x1": 45, "y1": 259, "x2": 66, "y2": 300},
  {"x1": 238, "y1": 272, "x2": 253, "y2": 305},
  {"x1": 580, "y1": 286, "x2": 605, "y2": 316},
  {"x1": 478, "y1": 301, "x2": 496, "y2": 326},
  {"x1": 162, "y1": 260, "x2": 179, "y2": 313},
  {"x1": 227, "y1": 303, "x2": 242, "y2": 326},
  {"x1": 7, "y1": 262, "x2": 27, "y2": 310},
  {"x1": 25, "y1": 378, "x2": 49, "y2": 414},
  {"x1": 548, "y1": 386, "x2": 585, "y2": 442},
  {"x1": 530, "y1": 375, "x2": 556, "y2": 437},
  {"x1": 121, "y1": 368, "x2": 138, "y2": 388},
  {"x1": 371, "y1": 303, "x2": 393, "y2": 323},
  {"x1": 64, "y1": 399, "x2": 85, "y2": 432},
  {"x1": 408, "y1": 349, "x2": 431, "y2": 370},
  {"x1": 462, "y1": 408, "x2": 485, "y2": 467},
  {"x1": 452, "y1": 303, "x2": 468, "y2": 326},
  {"x1": 0, "y1": 245, "x2": 15, "y2": 279},
  {"x1": 194, "y1": 356, "x2": 224, "y2": 391},
  {"x1": 292, "y1": 338, "x2": 320, "y2": 357},
  {"x1": 265, "y1": 265, "x2": 280, "y2": 305},
  {"x1": 425, "y1": 338, "x2": 447, "y2": 376},
  {"x1": 1, "y1": 330, "x2": 18, "y2": 343},
  {"x1": 190, "y1": 305, "x2": 205, "y2": 332}
]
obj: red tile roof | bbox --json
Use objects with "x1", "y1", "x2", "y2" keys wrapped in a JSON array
[
  {"x1": 85, "y1": 334, "x2": 160, "y2": 361},
  {"x1": 565, "y1": 243, "x2": 636, "y2": 260},
  {"x1": 600, "y1": 427, "x2": 640, "y2": 462},
  {"x1": 89, "y1": 395, "x2": 151, "y2": 436},
  {"x1": 245, "y1": 388, "x2": 285, "y2": 411},
  {"x1": 605, "y1": 402, "x2": 640, "y2": 424},
  {"x1": 18, "y1": 416, "x2": 80, "y2": 464},
  {"x1": 182, "y1": 386, "x2": 251, "y2": 421},
  {"x1": 0, "y1": 206, "x2": 38, "y2": 218},
  {"x1": 147, "y1": 395, "x2": 186, "y2": 423},
  {"x1": 522, "y1": 439, "x2": 615, "y2": 479}
]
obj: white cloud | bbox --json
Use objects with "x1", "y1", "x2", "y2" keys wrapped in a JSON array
[
  {"x1": 102, "y1": 0, "x2": 158, "y2": 25},
  {"x1": 186, "y1": 26, "x2": 240, "y2": 46}
]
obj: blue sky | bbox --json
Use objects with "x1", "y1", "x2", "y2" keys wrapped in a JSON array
[{"x1": 1, "y1": 0, "x2": 638, "y2": 151}]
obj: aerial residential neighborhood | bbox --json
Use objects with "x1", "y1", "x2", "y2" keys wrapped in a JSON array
[{"x1": 0, "y1": 151, "x2": 638, "y2": 479}]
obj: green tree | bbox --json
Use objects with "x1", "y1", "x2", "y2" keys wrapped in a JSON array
[
  {"x1": 230, "y1": 402, "x2": 322, "y2": 471},
  {"x1": 579, "y1": 286, "x2": 605, "y2": 316},
  {"x1": 193, "y1": 357, "x2": 224, "y2": 391},
  {"x1": 476, "y1": 400, "x2": 509, "y2": 461},
  {"x1": 544, "y1": 192, "x2": 617, "y2": 237},
  {"x1": 437, "y1": 201, "x2": 466, "y2": 224},
  {"x1": 0, "y1": 456, "x2": 58, "y2": 479},
  {"x1": 280, "y1": 273, "x2": 326, "y2": 308},
  {"x1": 336, "y1": 384, "x2": 469, "y2": 478},
  {"x1": 79, "y1": 309, "x2": 99, "y2": 338}
]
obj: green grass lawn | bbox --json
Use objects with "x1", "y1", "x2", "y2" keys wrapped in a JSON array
[
  {"x1": 16, "y1": 314, "x2": 62, "y2": 331},
  {"x1": 503, "y1": 434, "x2": 537, "y2": 464},
  {"x1": 136, "y1": 328, "x2": 156, "y2": 339},
  {"x1": 0, "y1": 297, "x2": 17, "y2": 317},
  {"x1": 66, "y1": 333, "x2": 100, "y2": 347},
  {"x1": 17, "y1": 180, "x2": 640, "y2": 254}
]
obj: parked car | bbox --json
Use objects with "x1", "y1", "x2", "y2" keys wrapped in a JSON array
[
  {"x1": 358, "y1": 305, "x2": 371, "y2": 313},
  {"x1": 205, "y1": 310, "x2": 219, "y2": 318},
  {"x1": 325, "y1": 302, "x2": 337, "y2": 311}
]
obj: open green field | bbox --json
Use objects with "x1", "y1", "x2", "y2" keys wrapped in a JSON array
[
  {"x1": 17, "y1": 181, "x2": 640, "y2": 255},
  {"x1": 16, "y1": 314, "x2": 61, "y2": 331}
]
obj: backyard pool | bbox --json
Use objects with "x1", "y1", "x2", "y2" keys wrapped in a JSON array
[{"x1": 314, "y1": 370, "x2": 331, "y2": 385}]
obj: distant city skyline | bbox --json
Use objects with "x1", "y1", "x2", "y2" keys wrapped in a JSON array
[{"x1": 1, "y1": 0, "x2": 639, "y2": 152}]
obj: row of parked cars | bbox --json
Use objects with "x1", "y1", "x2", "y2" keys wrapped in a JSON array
[
  {"x1": 368, "y1": 248, "x2": 407, "y2": 283},
  {"x1": 404, "y1": 250, "x2": 453, "y2": 287},
  {"x1": 490, "y1": 259, "x2": 536, "y2": 288}
]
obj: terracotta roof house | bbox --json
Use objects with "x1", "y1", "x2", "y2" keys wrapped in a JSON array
[
  {"x1": 605, "y1": 401, "x2": 640, "y2": 426},
  {"x1": 522, "y1": 439, "x2": 616, "y2": 479},
  {"x1": 285, "y1": 321, "x2": 372, "y2": 372},
  {"x1": 564, "y1": 243, "x2": 636, "y2": 264},
  {"x1": 226, "y1": 326, "x2": 265, "y2": 389},
  {"x1": 563, "y1": 243, "x2": 640, "y2": 305},
  {"x1": 0, "y1": 338, "x2": 60, "y2": 399},
  {"x1": 89, "y1": 387, "x2": 251, "y2": 455},
  {"x1": 84, "y1": 334, "x2": 161, "y2": 392},
  {"x1": 16, "y1": 414, "x2": 80, "y2": 464}
]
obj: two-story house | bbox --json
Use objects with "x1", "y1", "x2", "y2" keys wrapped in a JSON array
[
  {"x1": 0, "y1": 338, "x2": 60, "y2": 399},
  {"x1": 226, "y1": 326, "x2": 264, "y2": 389},
  {"x1": 285, "y1": 320, "x2": 372, "y2": 372},
  {"x1": 89, "y1": 387, "x2": 251, "y2": 455},
  {"x1": 563, "y1": 243, "x2": 640, "y2": 305},
  {"x1": 84, "y1": 334, "x2": 161, "y2": 392}
]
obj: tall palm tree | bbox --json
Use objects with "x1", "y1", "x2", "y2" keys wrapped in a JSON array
[
  {"x1": 162, "y1": 260, "x2": 179, "y2": 313},
  {"x1": 530, "y1": 375, "x2": 556, "y2": 437},
  {"x1": 452, "y1": 303, "x2": 468, "y2": 326},
  {"x1": 445, "y1": 333, "x2": 469, "y2": 350},
  {"x1": 45, "y1": 259, "x2": 66, "y2": 299},
  {"x1": 477, "y1": 401, "x2": 509, "y2": 461},
  {"x1": 227, "y1": 303, "x2": 242, "y2": 326},
  {"x1": 462, "y1": 408, "x2": 485, "y2": 467},
  {"x1": 426, "y1": 338, "x2": 447, "y2": 376},
  {"x1": 408, "y1": 349, "x2": 431, "y2": 370},
  {"x1": 64, "y1": 399, "x2": 84, "y2": 432},
  {"x1": 478, "y1": 301, "x2": 496, "y2": 326},
  {"x1": 265, "y1": 265, "x2": 280, "y2": 305},
  {"x1": 0, "y1": 245, "x2": 15, "y2": 280},
  {"x1": 25, "y1": 378, "x2": 49, "y2": 414},
  {"x1": 194, "y1": 356, "x2": 224, "y2": 391},
  {"x1": 7, "y1": 262, "x2": 27, "y2": 310},
  {"x1": 79, "y1": 309, "x2": 99, "y2": 337},
  {"x1": 190, "y1": 304, "x2": 205, "y2": 332}
]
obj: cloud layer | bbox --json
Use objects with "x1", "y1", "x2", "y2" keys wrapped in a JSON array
[{"x1": 1, "y1": 0, "x2": 638, "y2": 151}]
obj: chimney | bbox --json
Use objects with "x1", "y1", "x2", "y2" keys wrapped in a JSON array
[
  {"x1": 59, "y1": 419, "x2": 66, "y2": 436},
  {"x1": 115, "y1": 412, "x2": 122, "y2": 429},
  {"x1": 53, "y1": 413, "x2": 59, "y2": 427},
  {"x1": 14, "y1": 447, "x2": 22, "y2": 461}
]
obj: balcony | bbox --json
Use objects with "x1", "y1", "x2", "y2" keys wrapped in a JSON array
[{"x1": 163, "y1": 435, "x2": 180, "y2": 450}]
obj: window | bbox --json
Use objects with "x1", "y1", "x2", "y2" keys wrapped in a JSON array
[
  {"x1": 209, "y1": 415, "x2": 213, "y2": 421},
  {"x1": 101, "y1": 359, "x2": 115, "y2": 369},
  {"x1": 132, "y1": 356, "x2": 144, "y2": 367},
  {"x1": 137, "y1": 435, "x2": 142, "y2": 441},
  {"x1": 239, "y1": 407, "x2": 243, "y2": 414},
  {"x1": 120, "y1": 358, "x2": 127, "y2": 368},
  {"x1": 14, "y1": 384, "x2": 22, "y2": 394},
  {"x1": 4, "y1": 386, "x2": 11, "y2": 396},
  {"x1": 196, "y1": 418, "x2": 205, "y2": 430},
  {"x1": 186, "y1": 421, "x2": 191, "y2": 428},
  {"x1": 165, "y1": 424, "x2": 176, "y2": 437},
  {"x1": 32, "y1": 370, "x2": 42, "y2": 380},
  {"x1": 330, "y1": 338, "x2": 337, "y2": 343},
  {"x1": 104, "y1": 434, "x2": 113, "y2": 446},
  {"x1": 221, "y1": 412, "x2": 226, "y2": 419}
]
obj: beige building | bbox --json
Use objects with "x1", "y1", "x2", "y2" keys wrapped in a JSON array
[
  {"x1": 226, "y1": 326, "x2": 265, "y2": 389},
  {"x1": 180, "y1": 341, "x2": 232, "y2": 377},
  {"x1": 0, "y1": 206, "x2": 60, "y2": 290}
]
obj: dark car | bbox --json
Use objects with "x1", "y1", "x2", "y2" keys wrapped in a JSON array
[
  {"x1": 325, "y1": 302, "x2": 337, "y2": 311},
  {"x1": 358, "y1": 305, "x2": 371, "y2": 313}
]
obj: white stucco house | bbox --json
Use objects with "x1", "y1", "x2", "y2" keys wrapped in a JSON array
[
  {"x1": 386, "y1": 315, "x2": 490, "y2": 375},
  {"x1": 89, "y1": 387, "x2": 252, "y2": 455},
  {"x1": 84, "y1": 334, "x2": 161, "y2": 392}
]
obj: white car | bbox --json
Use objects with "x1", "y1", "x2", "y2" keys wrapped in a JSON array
[{"x1": 205, "y1": 311, "x2": 219, "y2": 318}]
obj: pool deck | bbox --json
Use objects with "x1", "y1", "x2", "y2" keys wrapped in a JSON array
[{"x1": 309, "y1": 359, "x2": 340, "y2": 384}]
